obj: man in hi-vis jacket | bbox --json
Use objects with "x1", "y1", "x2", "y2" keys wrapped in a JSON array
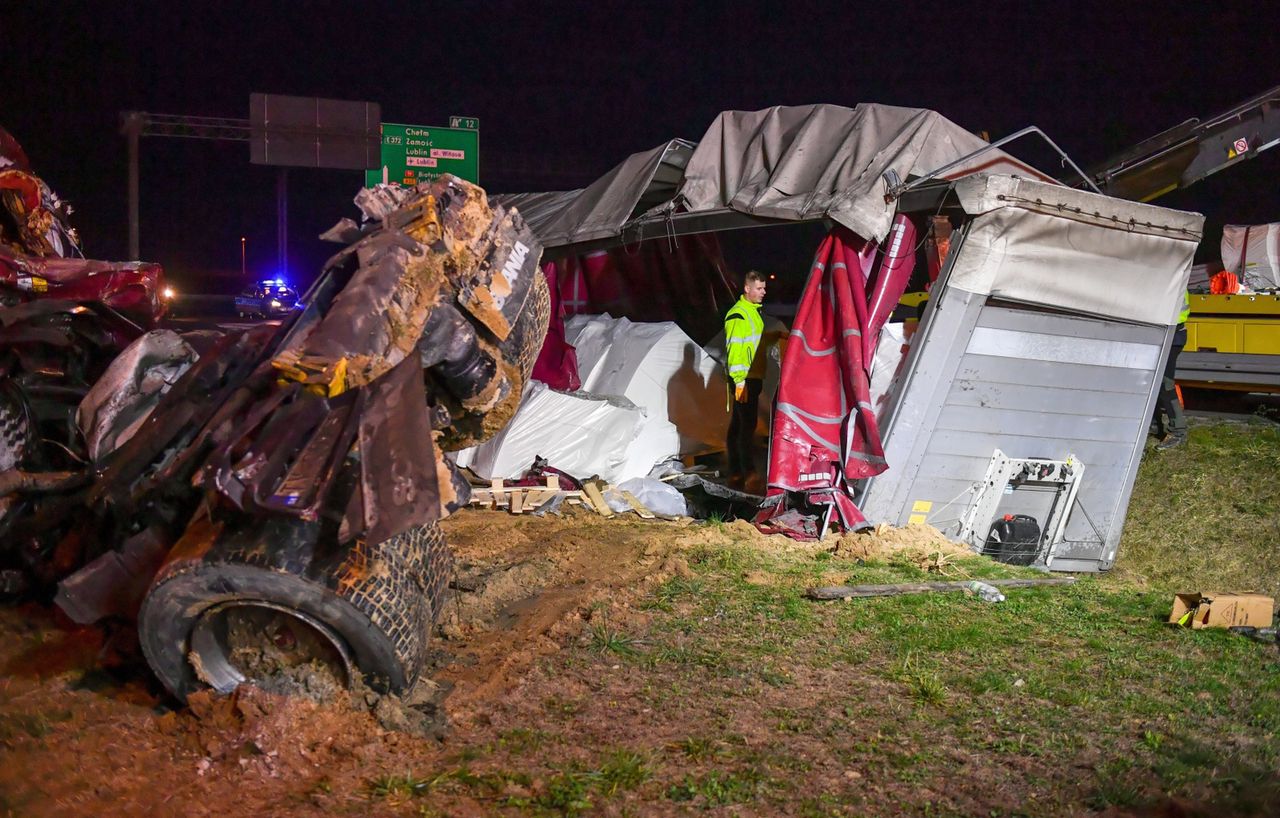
[{"x1": 724, "y1": 270, "x2": 768, "y2": 490}]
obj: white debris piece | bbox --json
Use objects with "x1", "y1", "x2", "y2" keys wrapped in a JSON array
[
  {"x1": 76, "y1": 330, "x2": 198, "y2": 462},
  {"x1": 453, "y1": 382, "x2": 644, "y2": 483},
  {"x1": 566, "y1": 313, "x2": 727, "y2": 453}
]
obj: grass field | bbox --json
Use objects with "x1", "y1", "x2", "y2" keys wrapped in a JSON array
[
  {"x1": 1113, "y1": 418, "x2": 1280, "y2": 601},
  {"x1": 348, "y1": 419, "x2": 1280, "y2": 816}
]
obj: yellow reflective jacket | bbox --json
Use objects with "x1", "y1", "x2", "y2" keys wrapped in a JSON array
[{"x1": 724, "y1": 295, "x2": 764, "y2": 385}]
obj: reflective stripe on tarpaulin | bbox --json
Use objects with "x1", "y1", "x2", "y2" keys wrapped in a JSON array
[{"x1": 754, "y1": 216, "x2": 917, "y2": 536}]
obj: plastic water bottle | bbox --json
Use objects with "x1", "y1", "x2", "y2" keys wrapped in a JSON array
[{"x1": 967, "y1": 580, "x2": 1006, "y2": 603}]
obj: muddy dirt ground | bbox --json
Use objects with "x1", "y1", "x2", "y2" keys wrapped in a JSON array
[{"x1": 0, "y1": 510, "x2": 791, "y2": 816}]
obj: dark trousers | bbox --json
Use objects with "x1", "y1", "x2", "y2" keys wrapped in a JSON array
[
  {"x1": 1154, "y1": 326, "x2": 1188, "y2": 437},
  {"x1": 727, "y1": 378, "x2": 763, "y2": 479}
]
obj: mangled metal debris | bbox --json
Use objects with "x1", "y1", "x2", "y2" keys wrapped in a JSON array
[
  {"x1": 0, "y1": 169, "x2": 548, "y2": 702},
  {"x1": 1, "y1": 126, "x2": 81, "y2": 259},
  {"x1": 1, "y1": 130, "x2": 170, "y2": 597}
]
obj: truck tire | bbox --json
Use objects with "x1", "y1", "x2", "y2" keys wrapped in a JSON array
[{"x1": 138, "y1": 513, "x2": 452, "y2": 702}]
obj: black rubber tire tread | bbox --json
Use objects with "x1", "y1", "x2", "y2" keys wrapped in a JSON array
[
  {"x1": 0, "y1": 389, "x2": 32, "y2": 472},
  {"x1": 139, "y1": 515, "x2": 452, "y2": 702},
  {"x1": 509, "y1": 267, "x2": 551, "y2": 379}
]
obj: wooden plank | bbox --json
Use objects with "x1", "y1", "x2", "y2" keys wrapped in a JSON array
[
  {"x1": 510, "y1": 489, "x2": 524, "y2": 514},
  {"x1": 491, "y1": 479, "x2": 506, "y2": 507},
  {"x1": 521, "y1": 489, "x2": 546, "y2": 508},
  {"x1": 621, "y1": 490, "x2": 656, "y2": 519},
  {"x1": 805, "y1": 577, "x2": 1076, "y2": 601},
  {"x1": 545, "y1": 474, "x2": 559, "y2": 490},
  {"x1": 582, "y1": 482, "x2": 615, "y2": 518},
  {"x1": 523, "y1": 489, "x2": 552, "y2": 511}
]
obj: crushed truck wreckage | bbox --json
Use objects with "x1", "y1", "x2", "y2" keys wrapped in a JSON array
[
  {"x1": 1, "y1": 131, "x2": 169, "y2": 595},
  {"x1": 1, "y1": 170, "x2": 548, "y2": 702}
]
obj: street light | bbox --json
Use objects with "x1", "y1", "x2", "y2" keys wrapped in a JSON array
[{"x1": 240, "y1": 236, "x2": 246, "y2": 278}]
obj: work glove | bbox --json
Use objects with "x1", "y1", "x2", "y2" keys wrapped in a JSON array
[{"x1": 734, "y1": 382, "x2": 748, "y2": 404}]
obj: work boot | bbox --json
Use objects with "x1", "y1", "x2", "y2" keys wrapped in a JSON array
[{"x1": 1155, "y1": 432, "x2": 1187, "y2": 450}]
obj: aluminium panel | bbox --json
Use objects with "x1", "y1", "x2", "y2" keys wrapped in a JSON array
[{"x1": 860, "y1": 294, "x2": 1171, "y2": 571}]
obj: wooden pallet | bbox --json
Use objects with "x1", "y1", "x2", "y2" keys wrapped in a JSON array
[
  {"x1": 467, "y1": 476, "x2": 662, "y2": 519},
  {"x1": 467, "y1": 475, "x2": 583, "y2": 515}
]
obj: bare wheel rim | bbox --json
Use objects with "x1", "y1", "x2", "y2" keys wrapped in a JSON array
[{"x1": 188, "y1": 600, "x2": 357, "y2": 695}]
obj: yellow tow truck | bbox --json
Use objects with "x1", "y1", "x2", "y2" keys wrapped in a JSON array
[
  {"x1": 1181, "y1": 292, "x2": 1280, "y2": 392},
  {"x1": 1080, "y1": 85, "x2": 1280, "y2": 392}
]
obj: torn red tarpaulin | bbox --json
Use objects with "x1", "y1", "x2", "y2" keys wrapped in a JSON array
[
  {"x1": 548, "y1": 232, "x2": 736, "y2": 344},
  {"x1": 531, "y1": 257, "x2": 581, "y2": 391},
  {"x1": 754, "y1": 217, "x2": 917, "y2": 539}
]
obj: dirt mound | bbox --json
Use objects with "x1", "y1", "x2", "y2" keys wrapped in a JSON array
[{"x1": 832, "y1": 522, "x2": 972, "y2": 561}]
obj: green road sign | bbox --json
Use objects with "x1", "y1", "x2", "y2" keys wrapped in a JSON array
[
  {"x1": 449, "y1": 115, "x2": 479, "y2": 130},
  {"x1": 364, "y1": 122, "x2": 479, "y2": 188}
]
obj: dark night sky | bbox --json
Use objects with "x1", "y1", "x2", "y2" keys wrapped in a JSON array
[{"x1": 6, "y1": 1, "x2": 1279, "y2": 293}]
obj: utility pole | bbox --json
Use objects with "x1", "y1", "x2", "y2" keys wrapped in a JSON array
[
  {"x1": 121, "y1": 112, "x2": 143, "y2": 260},
  {"x1": 276, "y1": 168, "x2": 288, "y2": 276}
]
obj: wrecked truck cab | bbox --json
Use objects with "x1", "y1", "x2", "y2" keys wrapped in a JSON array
[
  {"x1": 3, "y1": 174, "x2": 548, "y2": 703},
  {"x1": 126, "y1": 176, "x2": 548, "y2": 702}
]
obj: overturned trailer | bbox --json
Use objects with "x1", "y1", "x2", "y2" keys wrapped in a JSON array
[
  {"x1": 858, "y1": 175, "x2": 1200, "y2": 571},
  {"x1": 503, "y1": 102, "x2": 1203, "y2": 571}
]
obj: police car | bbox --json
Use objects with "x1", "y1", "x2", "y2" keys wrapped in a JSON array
[{"x1": 234, "y1": 279, "x2": 301, "y2": 319}]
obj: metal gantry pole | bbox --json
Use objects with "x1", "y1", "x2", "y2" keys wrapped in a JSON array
[{"x1": 120, "y1": 110, "x2": 252, "y2": 263}]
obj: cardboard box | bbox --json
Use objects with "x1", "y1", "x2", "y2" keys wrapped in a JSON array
[{"x1": 1169, "y1": 593, "x2": 1276, "y2": 629}]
